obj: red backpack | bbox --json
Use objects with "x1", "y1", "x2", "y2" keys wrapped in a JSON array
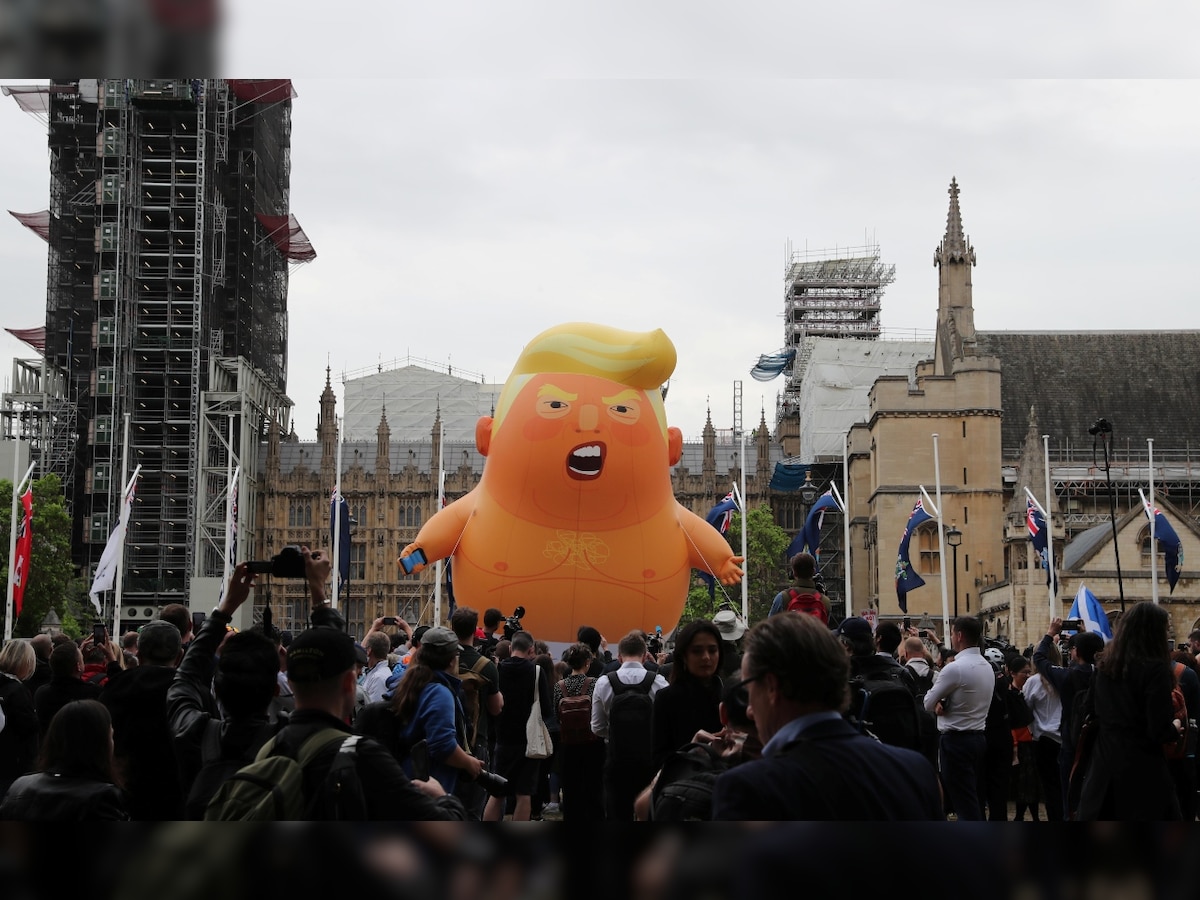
[{"x1": 786, "y1": 589, "x2": 829, "y2": 624}]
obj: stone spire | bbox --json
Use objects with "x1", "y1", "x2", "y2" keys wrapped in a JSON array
[
  {"x1": 702, "y1": 402, "x2": 716, "y2": 480},
  {"x1": 756, "y1": 406, "x2": 770, "y2": 476},
  {"x1": 430, "y1": 401, "x2": 443, "y2": 478},
  {"x1": 933, "y1": 177, "x2": 978, "y2": 375},
  {"x1": 376, "y1": 401, "x2": 391, "y2": 477},
  {"x1": 318, "y1": 366, "x2": 338, "y2": 479}
]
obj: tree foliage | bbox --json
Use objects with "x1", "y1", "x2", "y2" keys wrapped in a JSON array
[
  {"x1": 683, "y1": 503, "x2": 790, "y2": 628},
  {"x1": 0, "y1": 474, "x2": 89, "y2": 638}
]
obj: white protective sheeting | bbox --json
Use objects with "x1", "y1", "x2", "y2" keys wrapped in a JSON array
[
  {"x1": 797, "y1": 338, "x2": 933, "y2": 461},
  {"x1": 342, "y1": 365, "x2": 504, "y2": 443}
]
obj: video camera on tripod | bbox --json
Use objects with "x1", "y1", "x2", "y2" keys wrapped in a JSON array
[{"x1": 502, "y1": 606, "x2": 526, "y2": 640}]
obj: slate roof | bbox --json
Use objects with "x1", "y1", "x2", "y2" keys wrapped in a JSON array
[{"x1": 974, "y1": 331, "x2": 1200, "y2": 455}]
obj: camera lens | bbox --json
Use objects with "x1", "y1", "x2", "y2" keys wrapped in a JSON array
[{"x1": 474, "y1": 770, "x2": 510, "y2": 797}]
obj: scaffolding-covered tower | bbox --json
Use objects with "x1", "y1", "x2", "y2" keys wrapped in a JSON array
[
  {"x1": 776, "y1": 243, "x2": 896, "y2": 456},
  {"x1": 3, "y1": 79, "x2": 313, "y2": 624}
]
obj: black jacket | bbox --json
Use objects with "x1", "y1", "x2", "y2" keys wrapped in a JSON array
[
  {"x1": 167, "y1": 610, "x2": 281, "y2": 818},
  {"x1": 100, "y1": 663, "x2": 183, "y2": 820},
  {"x1": 0, "y1": 673, "x2": 38, "y2": 796},
  {"x1": 0, "y1": 772, "x2": 129, "y2": 821},
  {"x1": 34, "y1": 676, "x2": 101, "y2": 739}
]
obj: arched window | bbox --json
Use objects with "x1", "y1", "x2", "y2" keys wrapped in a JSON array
[
  {"x1": 288, "y1": 503, "x2": 296, "y2": 527},
  {"x1": 1137, "y1": 524, "x2": 1169, "y2": 567},
  {"x1": 304, "y1": 504, "x2": 312, "y2": 527},
  {"x1": 916, "y1": 521, "x2": 941, "y2": 575}
]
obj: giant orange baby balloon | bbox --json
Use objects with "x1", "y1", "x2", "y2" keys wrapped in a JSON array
[{"x1": 399, "y1": 322, "x2": 744, "y2": 644}]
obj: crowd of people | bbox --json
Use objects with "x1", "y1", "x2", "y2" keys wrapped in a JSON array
[{"x1": 0, "y1": 546, "x2": 1196, "y2": 821}]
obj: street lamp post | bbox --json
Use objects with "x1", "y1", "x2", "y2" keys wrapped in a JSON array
[
  {"x1": 1089, "y1": 417, "x2": 1125, "y2": 612},
  {"x1": 946, "y1": 524, "x2": 962, "y2": 620}
]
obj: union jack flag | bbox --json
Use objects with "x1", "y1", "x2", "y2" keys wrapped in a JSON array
[{"x1": 1026, "y1": 497, "x2": 1057, "y2": 592}]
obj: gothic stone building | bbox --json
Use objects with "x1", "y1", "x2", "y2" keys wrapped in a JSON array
[{"x1": 846, "y1": 179, "x2": 1200, "y2": 650}]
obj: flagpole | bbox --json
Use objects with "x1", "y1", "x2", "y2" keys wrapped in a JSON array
[
  {"x1": 932, "y1": 434, "x2": 951, "y2": 639},
  {"x1": 842, "y1": 432, "x2": 851, "y2": 615},
  {"x1": 434, "y1": 419, "x2": 445, "y2": 625},
  {"x1": 1148, "y1": 439, "x2": 1158, "y2": 604},
  {"x1": 1042, "y1": 435, "x2": 1057, "y2": 626},
  {"x1": 4, "y1": 454, "x2": 35, "y2": 643},
  {"x1": 113, "y1": 413, "x2": 132, "y2": 639},
  {"x1": 739, "y1": 426, "x2": 748, "y2": 624},
  {"x1": 223, "y1": 415, "x2": 235, "y2": 586},
  {"x1": 332, "y1": 414, "x2": 343, "y2": 609}
]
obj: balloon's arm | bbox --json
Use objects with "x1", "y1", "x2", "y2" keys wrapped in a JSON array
[
  {"x1": 678, "y1": 504, "x2": 745, "y2": 585},
  {"x1": 398, "y1": 493, "x2": 477, "y2": 573}
]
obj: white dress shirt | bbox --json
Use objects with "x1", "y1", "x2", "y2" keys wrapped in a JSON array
[{"x1": 923, "y1": 646, "x2": 995, "y2": 733}]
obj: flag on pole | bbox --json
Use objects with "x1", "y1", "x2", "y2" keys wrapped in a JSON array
[
  {"x1": 89, "y1": 475, "x2": 139, "y2": 612},
  {"x1": 788, "y1": 490, "x2": 842, "y2": 562},
  {"x1": 895, "y1": 498, "x2": 933, "y2": 614},
  {"x1": 12, "y1": 487, "x2": 32, "y2": 616},
  {"x1": 1142, "y1": 498, "x2": 1184, "y2": 594},
  {"x1": 1066, "y1": 584, "x2": 1113, "y2": 641},
  {"x1": 331, "y1": 489, "x2": 351, "y2": 594},
  {"x1": 225, "y1": 465, "x2": 240, "y2": 572},
  {"x1": 700, "y1": 491, "x2": 739, "y2": 598},
  {"x1": 1026, "y1": 497, "x2": 1058, "y2": 593}
]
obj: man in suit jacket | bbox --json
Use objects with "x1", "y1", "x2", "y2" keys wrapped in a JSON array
[{"x1": 711, "y1": 612, "x2": 944, "y2": 820}]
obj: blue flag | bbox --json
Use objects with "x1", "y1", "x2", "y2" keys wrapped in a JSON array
[
  {"x1": 699, "y1": 491, "x2": 739, "y2": 599},
  {"x1": 1066, "y1": 584, "x2": 1113, "y2": 642},
  {"x1": 799, "y1": 490, "x2": 842, "y2": 563},
  {"x1": 331, "y1": 490, "x2": 351, "y2": 593},
  {"x1": 1026, "y1": 497, "x2": 1058, "y2": 594},
  {"x1": 1143, "y1": 499, "x2": 1184, "y2": 594},
  {"x1": 895, "y1": 498, "x2": 933, "y2": 614}
]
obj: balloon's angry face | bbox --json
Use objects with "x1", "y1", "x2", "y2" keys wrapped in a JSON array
[{"x1": 488, "y1": 372, "x2": 669, "y2": 522}]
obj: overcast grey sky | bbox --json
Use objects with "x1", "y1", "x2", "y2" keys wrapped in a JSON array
[{"x1": 2, "y1": 5, "x2": 1199, "y2": 443}]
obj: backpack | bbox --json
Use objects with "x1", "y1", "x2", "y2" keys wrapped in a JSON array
[
  {"x1": 183, "y1": 718, "x2": 280, "y2": 819},
  {"x1": 557, "y1": 676, "x2": 600, "y2": 746},
  {"x1": 785, "y1": 589, "x2": 829, "y2": 625},
  {"x1": 605, "y1": 671, "x2": 656, "y2": 770},
  {"x1": 847, "y1": 669, "x2": 922, "y2": 752},
  {"x1": 902, "y1": 663, "x2": 936, "y2": 699},
  {"x1": 649, "y1": 741, "x2": 729, "y2": 821},
  {"x1": 1164, "y1": 662, "x2": 1196, "y2": 760},
  {"x1": 457, "y1": 654, "x2": 493, "y2": 750},
  {"x1": 203, "y1": 726, "x2": 365, "y2": 820}
]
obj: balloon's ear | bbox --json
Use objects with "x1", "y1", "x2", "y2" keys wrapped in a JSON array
[
  {"x1": 476, "y1": 417, "x2": 494, "y2": 456},
  {"x1": 668, "y1": 427, "x2": 683, "y2": 466}
]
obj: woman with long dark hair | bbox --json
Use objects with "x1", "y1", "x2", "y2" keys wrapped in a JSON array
[
  {"x1": 0, "y1": 699, "x2": 128, "y2": 820},
  {"x1": 355, "y1": 627, "x2": 483, "y2": 795},
  {"x1": 650, "y1": 620, "x2": 724, "y2": 770},
  {"x1": 1077, "y1": 601, "x2": 1182, "y2": 820}
]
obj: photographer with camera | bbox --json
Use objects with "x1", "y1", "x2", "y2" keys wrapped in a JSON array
[{"x1": 204, "y1": 546, "x2": 467, "y2": 820}]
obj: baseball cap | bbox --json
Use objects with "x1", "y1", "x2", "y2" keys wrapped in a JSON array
[
  {"x1": 420, "y1": 626, "x2": 461, "y2": 653},
  {"x1": 286, "y1": 627, "x2": 357, "y2": 684},
  {"x1": 834, "y1": 617, "x2": 873, "y2": 642}
]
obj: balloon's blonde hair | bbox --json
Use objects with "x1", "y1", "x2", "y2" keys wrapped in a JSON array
[{"x1": 493, "y1": 323, "x2": 676, "y2": 436}]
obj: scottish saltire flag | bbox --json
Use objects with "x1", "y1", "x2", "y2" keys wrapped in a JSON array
[
  {"x1": 1026, "y1": 497, "x2": 1058, "y2": 593},
  {"x1": 331, "y1": 489, "x2": 351, "y2": 593},
  {"x1": 1066, "y1": 584, "x2": 1113, "y2": 642},
  {"x1": 895, "y1": 499, "x2": 933, "y2": 614},
  {"x1": 1142, "y1": 499, "x2": 1184, "y2": 594},
  {"x1": 12, "y1": 487, "x2": 32, "y2": 616},
  {"x1": 750, "y1": 347, "x2": 796, "y2": 382},
  {"x1": 700, "y1": 491, "x2": 740, "y2": 598}
]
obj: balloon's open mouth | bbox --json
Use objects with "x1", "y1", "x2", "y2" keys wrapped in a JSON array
[{"x1": 567, "y1": 442, "x2": 606, "y2": 480}]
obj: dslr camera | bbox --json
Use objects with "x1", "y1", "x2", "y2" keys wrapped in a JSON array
[
  {"x1": 245, "y1": 545, "x2": 306, "y2": 578},
  {"x1": 503, "y1": 606, "x2": 526, "y2": 641}
]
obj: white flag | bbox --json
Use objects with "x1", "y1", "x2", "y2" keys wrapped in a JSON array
[
  {"x1": 89, "y1": 474, "x2": 139, "y2": 611},
  {"x1": 225, "y1": 465, "x2": 241, "y2": 572}
]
